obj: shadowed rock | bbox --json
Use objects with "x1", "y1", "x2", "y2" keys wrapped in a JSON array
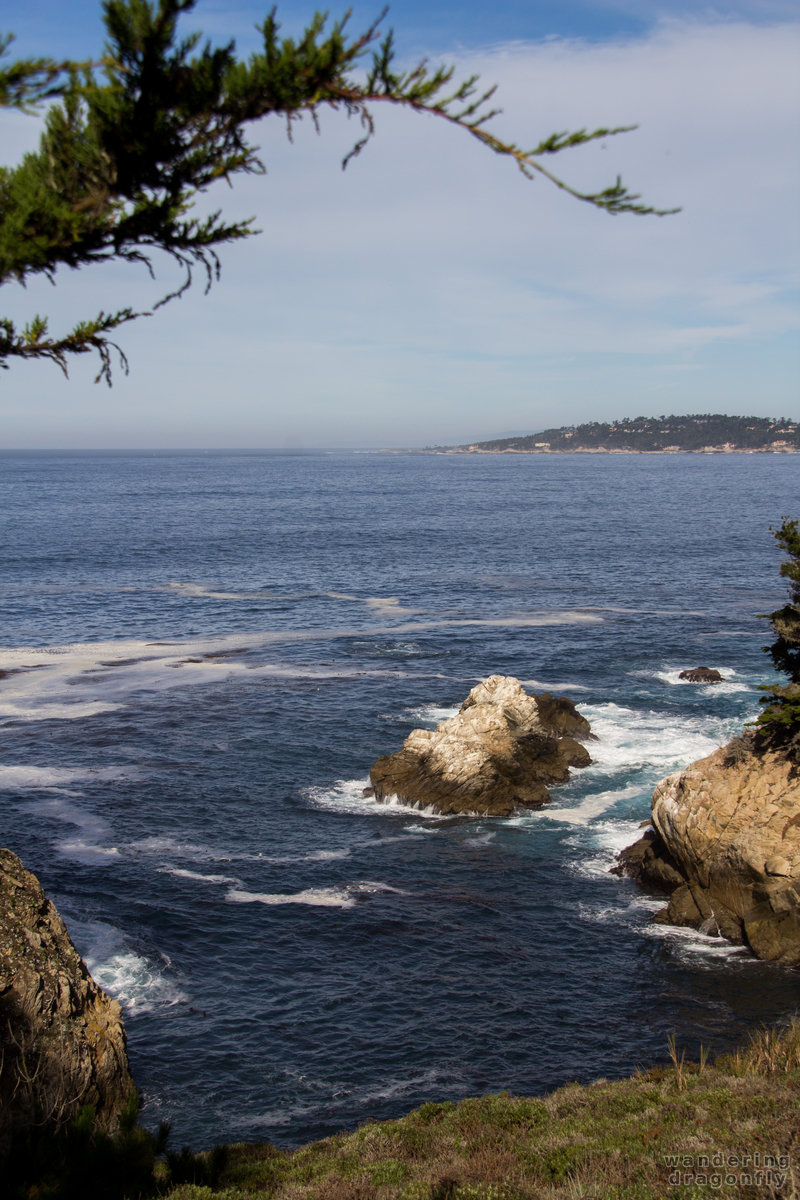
[
  {"x1": 0, "y1": 849, "x2": 136, "y2": 1148},
  {"x1": 678, "y1": 667, "x2": 724, "y2": 683},
  {"x1": 369, "y1": 675, "x2": 592, "y2": 817}
]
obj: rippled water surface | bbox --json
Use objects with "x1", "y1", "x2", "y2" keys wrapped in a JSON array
[{"x1": 1, "y1": 449, "x2": 798, "y2": 1148}]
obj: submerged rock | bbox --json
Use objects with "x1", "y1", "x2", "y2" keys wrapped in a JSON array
[
  {"x1": 0, "y1": 848, "x2": 136, "y2": 1148},
  {"x1": 617, "y1": 740, "x2": 800, "y2": 967},
  {"x1": 369, "y1": 674, "x2": 592, "y2": 817}
]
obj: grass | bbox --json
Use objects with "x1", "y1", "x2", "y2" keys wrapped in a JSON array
[{"x1": 159, "y1": 1020, "x2": 800, "y2": 1200}]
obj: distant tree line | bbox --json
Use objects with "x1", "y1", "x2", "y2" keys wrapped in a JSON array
[{"x1": 462, "y1": 414, "x2": 799, "y2": 453}]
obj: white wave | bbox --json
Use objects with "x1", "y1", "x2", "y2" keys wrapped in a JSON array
[
  {"x1": 0, "y1": 700, "x2": 122, "y2": 721},
  {"x1": 58, "y1": 839, "x2": 121, "y2": 866},
  {"x1": 463, "y1": 831, "x2": 496, "y2": 847},
  {"x1": 535, "y1": 783, "x2": 645, "y2": 827},
  {"x1": 0, "y1": 635, "x2": 433, "y2": 723},
  {"x1": 73, "y1": 919, "x2": 188, "y2": 1014},
  {"x1": 0, "y1": 764, "x2": 92, "y2": 791},
  {"x1": 371, "y1": 794, "x2": 445, "y2": 819},
  {"x1": 577, "y1": 895, "x2": 663, "y2": 925},
  {"x1": 654, "y1": 666, "x2": 751, "y2": 694},
  {"x1": 306, "y1": 777, "x2": 444, "y2": 820},
  {"x1": 129, "y1": 835, "x2": 236, "y2": 862},
  {"x1": 643, "y1": 920, "x2": 755, "y2": 964},
  {"x1": 226, "y1": 885, "x2": 356, "y2": 909},
  {"x1": 163, "y1": 582, "x2": 254, "y2": 600},
  {"x1": 160, "y1": 866, "x2": 239, "y2": 885},
  {"x1": 521, "y1": 678, "x2": 592, "y2": 693},
  {"x1": 579, "y1": 703, "x2": 726, "y2": 774},
  {"x1": 350, "y1": 879, "x2": 408, "y2": 897},
  {"x1": 363, "y1": 596, "x2": 421, "y2": 618},
  {"x1": 405, "y1": 704, "x2": 459, "y2": 725},
  {"x1": 266, "y1": 848, "x2": 351, "y2": 864},
  {"x1": 18, "y1": 793, "x2": 123, "y2": 865},
  {"x1": 226, "y1": 878, "x2": 404, "y2": 908}
]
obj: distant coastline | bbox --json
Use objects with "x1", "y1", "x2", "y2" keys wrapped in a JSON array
[{"x1": 412, "y1": 413, "x2": 800, "y2": 455}]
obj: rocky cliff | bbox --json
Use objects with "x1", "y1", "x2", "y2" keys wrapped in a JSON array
[
  {"x1": 369, "y1": 675, "x2": 592, "y2": 816},
  {"x1": 0, "y1": 848, "x2": 136, "y2": 1147},
  {"x1": 617, "y1": 739, "x2": 800, "y2": 967}
]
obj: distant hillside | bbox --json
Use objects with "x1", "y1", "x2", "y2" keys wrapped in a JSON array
[{"x1": 445, "y1": 414, "x2": 799, "y2": 453}]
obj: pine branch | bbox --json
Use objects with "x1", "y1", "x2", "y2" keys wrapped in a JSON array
[
  {"x1": 0, "y1": 309, "x2": 140, "y2": 384},
  {"x1": 0, "y1": 0, "x2": 680, "y2": 383}
]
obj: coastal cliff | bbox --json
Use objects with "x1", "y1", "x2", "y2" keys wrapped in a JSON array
[
  {"x1": 618, "y1": 738, "x2": 800, "y2": 967},
  {"x1": 0, "y1": 848, "x2": 136, "y2": 1147},
  {"x1": 369, "y1": 674, "x2": 592, "y2": 816}
]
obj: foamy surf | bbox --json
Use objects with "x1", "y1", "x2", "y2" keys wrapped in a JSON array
[
  {"x1": 226, "y1": 885, "x2": 350, "y2": 909},
  {"x1": 404, "y1": 703, "x2": 459, "y2": 725},
  {"x1": 72, "y1": 919, "x2": 188, "y2": 1014},
  {"x1": 306, "y1": 777, "x2": 445, "y2": 820},
  {"x1": 0, "y1": 764, "x2": 99, "y2": 791},
  {"x1": 534, "y1": 783, "x2": 645, "y2": 827},
  {"x1": 643, "y1": 920, "x2": 756, "y2": 965},
  {"x1": 654, "y1": 666, "x2": 752, "y2": 694},
  {"x1": 579, "y1": 702, "x2": 729, "y2": 775}
]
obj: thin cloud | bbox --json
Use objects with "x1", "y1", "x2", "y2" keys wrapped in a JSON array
[{"x1": 1, "y1": 17, "x2": 798, "y2": 445}]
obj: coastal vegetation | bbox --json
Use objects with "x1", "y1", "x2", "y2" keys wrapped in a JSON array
[
  {"x1": 445, "y1": 414, "x2": 799, "y2": 454},
  {"x1": 757, "y1": 518, "x2": 800, "y2": 764},
  {"x1": 5, "y1": 1019, "x2": 800, "y2": 1198}
]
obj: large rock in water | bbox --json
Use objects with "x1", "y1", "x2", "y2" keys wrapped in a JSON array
[
  {"x1": 369, "y1": 675, "x2": 592, "y2": 816},
  {"x1": 617, "y1": 740, "x2": 800, "y2": 967},
  {"x1": 0, "y1": 849, "x2": 136, "y2": 1148}
]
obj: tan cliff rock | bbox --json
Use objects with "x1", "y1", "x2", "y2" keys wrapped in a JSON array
[
  {"x1": 618, "y1": 740, "x2": 800, "y2": 967},
  {"x1": 0, "y1": 848, "x2": 136, "y2": 1146},
  {"x1": 369, "y1": 675, "x2": 592, "y2": 817}
]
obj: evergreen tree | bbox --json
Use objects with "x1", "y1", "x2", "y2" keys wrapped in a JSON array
[
  {"x1": 756, "y1": 518, "x2": 800, "y2": 764},
  {"x1": 0, "y1": 0, "x2": 677, "y2": 382}
]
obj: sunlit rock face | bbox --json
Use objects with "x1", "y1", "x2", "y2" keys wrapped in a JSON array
[
  {"x1": 618, "y1": 743, "x2": 800, "y2": 967},
  {"x1": 369, "y1": 675, "x2": 592, "y2": 817}
]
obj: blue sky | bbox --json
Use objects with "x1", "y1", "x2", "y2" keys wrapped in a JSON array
[{"x1": 2, "y1": 0, "x2": 799, "y2": 448}]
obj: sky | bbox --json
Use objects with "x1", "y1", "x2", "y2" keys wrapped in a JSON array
[{"x1": 1, "y1": 0, "x2": 799, "y2": 449}]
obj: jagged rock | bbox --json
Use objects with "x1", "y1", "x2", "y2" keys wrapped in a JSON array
[
  {"x1": 369, "y1": 675, "x2": 592, "y2": 816},
  {"x1": 617, "y1": 743, "x2": 800, "y2": 967},
  {"x1": 0, "y1": 849, "x2": 136, "y2": 1147},
  {"x1": 612, "y1": 827, "x2": 685, "y2": 892},
  {"x1": 678, "y1": 667, "x2": 724, "y2": 683}
]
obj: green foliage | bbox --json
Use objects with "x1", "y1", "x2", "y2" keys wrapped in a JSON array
[
  {"x1": 456, "y1": 414, "x2": 800, "y2": 453},
  {"x1": 756, "y1": 518, "x2": 800, "y2": 763},
  {"x1": 154, "y1": 1022, "x2": 800, "y2": 1199},
  {"x1": 1, "y1": 0, "x2": 677, "y2": 382},
  {"x1": 1, "y1": 1095, "x2": 168, "y2": 1200}
]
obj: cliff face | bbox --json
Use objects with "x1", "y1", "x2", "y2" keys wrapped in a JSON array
[
  {"x1": 369, "y1": 675, "x2": 592, "y2": 816},
  {"x1": 619, "y1": 743, "x2": 800, "y2": 967},
  {"x1": 0, "y1": 848, "x2": 136, "y2": 1146}
]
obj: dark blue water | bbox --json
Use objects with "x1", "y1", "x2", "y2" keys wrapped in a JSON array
[{"x1": 0, "y1": 450, "x2": 797, "y2": 1150}]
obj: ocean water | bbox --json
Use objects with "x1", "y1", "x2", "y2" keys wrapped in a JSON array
[{"x1": 0, "y1": 448, "x2": 798, "y2": 1150}]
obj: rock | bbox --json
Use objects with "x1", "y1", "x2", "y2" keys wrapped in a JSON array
[
  {"x1": 618, "y1": 742, "x2": 800, "y2": 967},
  {"x1": 612, "y1": 828, "x2": 685, "y2": 892},
  {"x1": 369, "y1": 675, "x2": 592, "y2": 816},
  {"x1": 678, "y1": 667, "x2": 724, "y2": 683},
  {"x1": 0, "y1": 849, "x2": 136, "y2": 1148}
]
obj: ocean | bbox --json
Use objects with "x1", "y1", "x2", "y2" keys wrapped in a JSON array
[{"x1": 0, "y1": 448, "x2": 798, "y2": 1150}]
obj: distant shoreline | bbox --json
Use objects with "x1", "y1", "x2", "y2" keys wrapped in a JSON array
[{"x1": 396, "y1": 446, "x2": 800, "y2": 455}]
